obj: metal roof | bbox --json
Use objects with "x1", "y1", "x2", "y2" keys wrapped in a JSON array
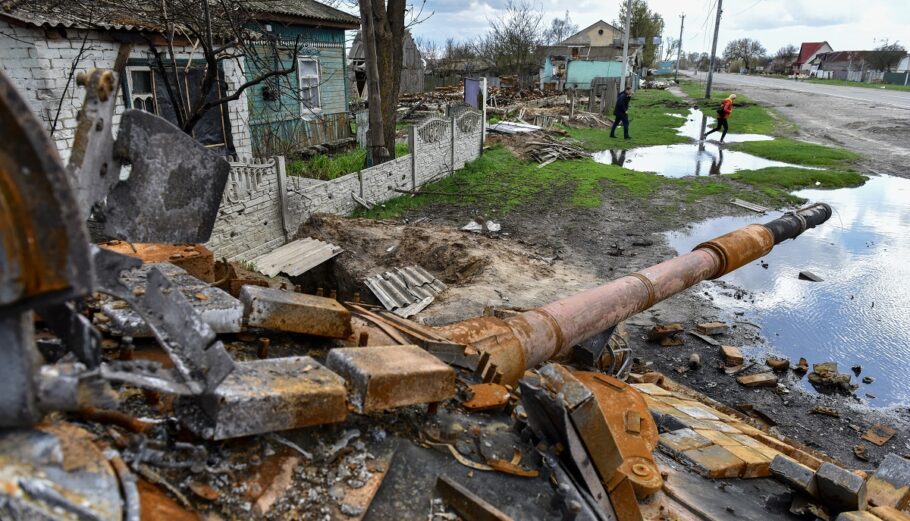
[
  {"x1": 251, "y1": 237, "x2": 343, "y2": 277},
  {"x1": 364, "y1": 266, "x2": 447, "y2": 318},
  {"x1": 1, "y1": 0, "x2": 359, "y2": 33}
]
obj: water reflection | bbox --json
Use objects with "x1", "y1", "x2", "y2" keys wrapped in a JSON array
[
  {"x1": 665, "y1": 175, "x2": 910, "y2": 406},
  {"x1": 595, "y1": 108, "x2": 809, "y2": 177}
]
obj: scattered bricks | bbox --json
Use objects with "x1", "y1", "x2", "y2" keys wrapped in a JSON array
[
  {"x1": 241, "y1": 286, "x2": 352, "y2": 339},
  {"x1": 658, "y1": 428, "x2": 714, "y2": 458},
  {"x1": 681, "y1": 445, "x2": 746, "y2": 479},
  {"x1": 790, "y1": 448, "x2": 825, "y2": 471},
  {"x1": 675, "y1": 404, "x2": 720, "y2": 421},
  {"x1": 720, "y1": 345, "x2": 744, "y2": 366},
  {"x1": 727, "y1": 444, "x2": 772, "y2": 478},
  {"x1": 816, "y1": 462, "x2": 869, "y2": 513},
  {"x1": 326, "y1": 345, "x2": 455, "y2": 413},
  {"x1": 647, "y1": 323, "x2": 684, "y2": 341},
  {"x1": 727, "y1": 433, "x2": 782, "y2": 461},
  {"x1": 766, "y1": 357, "x2": 791, "y2": 371},
  {"x1": 867, "y1": 454, "x2": 910, "y2": 510},
  {"x1": 100, "y1": 241, "x2": 215, "y2": 282},
  {"x1": 696, "y1": 322, "x2": 728, "y2": 335},
  {"x1": 737, "y1": 372, "x2": 779, "y2": 387},
  {"x1": 770, "y1": 455, "x2": 819, "y2": 497},
  {"x1": 871, "y1": 506, "x2": 910, "y2": 521},
  {"x1": 181, "y1": 356, "x2": 348, "y2": 440},
  {"x1": 630, "y1": 383, "x2": 673, "y2": 396},
  {"x1": 835, "y1": 512, "x2": 883, "y2": 521},
  {"x1": 695, "y1": 429, "x2": 741, "y2": 447}
]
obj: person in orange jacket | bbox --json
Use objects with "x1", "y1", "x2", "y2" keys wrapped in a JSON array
[{"x1": 704, "y1": 93, "x2": 736, "y2": 143}]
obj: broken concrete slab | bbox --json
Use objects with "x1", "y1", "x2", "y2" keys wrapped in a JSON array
[
  {"x1": 658, "y1": 428, "x2": 714, "y2": 458},
  {"x1": 100, "y1": 241, "x2": 215, "y2": 282},
  {"x1": 178, "y1": 356, "x2": 348, "y2": 440},
  {"x1": 770, "y1": 455, "x2": 819, "y2": 497},
  {"x1": 680, "y1": 445, "x2": 746, "y2": 479},
  {"x1": 720, "y1": 345, "x2": 744, "y2": 366},
  {"x1": 240, "y1": 285, "x2": 353, "y2": 339},
  {"x1": 737, "y1": 372, "x2": 778, "y2": 387},
  {"x1": 100, "y1": 262, "x2": 242, "y2": 337},
  {"x1": 867, "y1": 454, "x2": 910, "y2": 510},
  {"x1": 816, "y1": 462, "x2": 868, "y2": 513},
  {"x1": 326, "y1": 345, "x2": 455, "y2": 413}
]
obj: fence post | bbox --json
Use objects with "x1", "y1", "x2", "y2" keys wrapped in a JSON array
[
  {"x1": 274, "y1": 155, "x2": 291, "y2": 242},
  {"x1": 450, "y1": 114, "x2": 456, "y2": 175},
  {"x1": 409, "y1": 125, "x2": 417, "y2": 190},
  {"x1": 481, "y1": 77, "x2": 487, "y2": 155}
]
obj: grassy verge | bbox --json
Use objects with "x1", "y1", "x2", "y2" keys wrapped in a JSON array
[
  {"x1": 730, "y1": 167, "x2": 866, "y2": 204},
  {"x1": 289, "y1": 142, "x2": 410, "y2": 180},
  {"x1": 805, "y1": 78, "x2": 910, "y2": 92},
  {"x1": 565, "y1": 88, "x2": 690, "y2": 150},
  {"x1": 727, "y1": 138, "x2": 861, "y2": 167},
  {"x1": 678, "y1": 81, "x2": 779, "y2": 135}
]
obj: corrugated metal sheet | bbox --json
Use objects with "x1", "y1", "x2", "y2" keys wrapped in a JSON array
[
  {"x1": 251, "y1": 237, "x2": 342, "y2": 277},
  {"x1": 364, "y1": 266, "x2": 447, "y2": 317}
]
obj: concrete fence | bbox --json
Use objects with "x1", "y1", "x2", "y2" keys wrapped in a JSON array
[{"x1": 206, "y1": 109, "x2": 484, "y2": 261}]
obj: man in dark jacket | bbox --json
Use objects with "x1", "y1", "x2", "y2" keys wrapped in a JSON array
[{"x1": 610, "y1": 87, "x2": 633, "y2": 139}]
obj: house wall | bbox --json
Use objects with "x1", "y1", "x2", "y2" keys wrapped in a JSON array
[
  {"x1": 798, "y1": 43, "x2": 833, "y2": 73},
  {"x1": 565, "y1": 60, "x2": 623, "y2": 89},
  {"x1": 0, "y1": 20, "x2": 253, "y2": 162},
  {"x1": 570, "y1": 22, "x2": 623, "y2": 47},
  {"x1": 207, "y1": 110, "x2": 484, "y2": 261},
  {"x1": 244, "y1": 25, "x2": 352, "y2": 154}
]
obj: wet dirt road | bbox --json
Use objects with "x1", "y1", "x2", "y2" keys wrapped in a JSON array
[{"x1": 686, "y1": 72, "x2": 910, "y2": 177}]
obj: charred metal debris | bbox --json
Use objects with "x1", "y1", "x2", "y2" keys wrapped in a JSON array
[{"x1": 2, "y1": 66, "x2": 909, "y2": 521}]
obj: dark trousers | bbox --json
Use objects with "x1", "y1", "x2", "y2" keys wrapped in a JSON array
[
  {"x1": 610, "y1": 113, "x2": 630, "y2": 138},
  {"x1": 705, "y1": 118, "x2": 728, "y2": 140}
]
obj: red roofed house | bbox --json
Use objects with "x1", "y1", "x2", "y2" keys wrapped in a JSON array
[{"x1": 793, "y1": 41, "x2": 833, "y2": 75}]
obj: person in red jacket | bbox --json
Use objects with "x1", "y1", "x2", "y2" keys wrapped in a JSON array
[{"x1": 704, "y1": 93, "x2": 736, "y2": 143}]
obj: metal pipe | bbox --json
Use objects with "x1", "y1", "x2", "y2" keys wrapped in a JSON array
[{"x1": 438, "y1": 204, "x2": 832, "y2": 383}]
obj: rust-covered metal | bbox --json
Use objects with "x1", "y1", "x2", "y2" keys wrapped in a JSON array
[
  {"x1": 241, "y1": 285, "x2": 353, "y2": 339},
  {"x1": 434, "y1": 206, "x2": 832, "y2": 384}
]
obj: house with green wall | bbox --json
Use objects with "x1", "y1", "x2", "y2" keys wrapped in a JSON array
[{"x1": 244, "y1": 1, "x2": 360, "y2": 156}]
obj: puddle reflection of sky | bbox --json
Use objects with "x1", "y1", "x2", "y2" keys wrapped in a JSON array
[
  {"x1": 665, "y1": 175, "x2": 910, "y2": 406},
  {"x1": 593, "y1": 108, "x2": 816, "y2": 178}
]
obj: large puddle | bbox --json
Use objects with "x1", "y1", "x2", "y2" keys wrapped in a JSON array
[
  {"x1": 593, "y1": 109, "x2": 818, "y2": 178},
  {"x1": 666, "y1": 175, "x2": 910, "y2": 406}
]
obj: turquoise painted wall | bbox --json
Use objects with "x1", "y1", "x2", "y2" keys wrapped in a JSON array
[
  {"x1": 565, "y1": 60, "x2": 623, "y2": 89},
  {"x1": 244, "y1": 24, "x2": 352, "y2": 149}
]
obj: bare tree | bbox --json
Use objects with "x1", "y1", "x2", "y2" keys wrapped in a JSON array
[
  {"x1": 868, "y1": 40, "x2": 906, "y2": 72},
  {"x1": 770, "y1": 44, "x2": 798, "y2": 74},
  {"x1": 23, "y1": 0, "x2": 306, "y2": 136},
  {"x1": 722, "y1": 38, "x2": 767, "y2": 72},
  {"x1": 662, "y1": 37, "x2": 680, "y2": 62},
  {"x1": 543, "y1": 11, "x2": 578, "y2": 45},
  {"x1": 474, "y1": 0, "x2": 544, "y2": 84}
]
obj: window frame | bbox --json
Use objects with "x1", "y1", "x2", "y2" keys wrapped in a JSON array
[
  {"x1": 297, "y1": 57, "x2": 322, "y2": 117},
  {"x1": 125, "y1": 66, "x2": 158, "y2": 114}
]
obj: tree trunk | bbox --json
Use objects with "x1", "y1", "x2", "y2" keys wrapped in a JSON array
[
  {"x1": 358, "y1": 0, "x2": 389, "y2": 166},
  {"x1": 371, "y1": 0, "x2": 406, "y2": 162}
]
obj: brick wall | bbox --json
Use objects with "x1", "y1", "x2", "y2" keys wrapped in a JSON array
[
  {"x1": 0, "y1": 21, "x2": 253, "y2": 162},
  {"x1": 207, "y1": 110, "x2": 484, "y2": 261}
]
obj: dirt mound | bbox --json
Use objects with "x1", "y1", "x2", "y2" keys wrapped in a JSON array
[{"x1": 295, "y1": 214, "x2": 602, "y2": 324}]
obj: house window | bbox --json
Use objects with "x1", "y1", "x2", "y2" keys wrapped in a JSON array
[
  {"x1": 126, "y1": 67, "x2": 157, "y2": 113},
  {"x1": 298, "y1": 58, "x2": 321, "y2": 113}
]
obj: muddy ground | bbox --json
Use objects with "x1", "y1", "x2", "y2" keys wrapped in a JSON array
[{"x1": 304, "y1": 85, "x2": 910, "y2": 467}]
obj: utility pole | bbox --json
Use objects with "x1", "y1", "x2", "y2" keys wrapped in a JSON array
[
  {"x1": 674, "y1": 14, "x2": 685, "y2": 82},
  {"x1": 705, "y1": 0, "x2": 723, "y2": 99},
  {"x1": 620, "y1": 0, "x2": 633, "y2": 88}
]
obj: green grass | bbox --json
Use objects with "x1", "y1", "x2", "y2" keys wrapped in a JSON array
[
  {"x1": 289, "y1": 142, "x2": 410, "y2": 180},
  {"x1": 730, "y1": 167, "x2": 867, "y2": 204},
  {"x1": 566, "y1": 88, "x2": 690, "y2": 150},
  {"x1": 805, "y1": 78, "x2": 910, "y2": 92},
  {"x1": 678, "y1": 81, "x2": 778, "y2": 134},
  {"x1": 727, "y1": 138, "x2": 861, "y2": 167}
]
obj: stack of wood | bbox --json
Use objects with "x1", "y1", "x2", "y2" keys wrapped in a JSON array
[
  {"x1": 569, "y1": 111, "x2": 612, "y2": 128},
  {"x1": 526, "y1": 138, "x2": 590, "y2": 167}
]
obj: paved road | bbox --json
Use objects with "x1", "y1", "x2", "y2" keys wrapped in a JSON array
[{"x1": 687, "y1": 71, "x2": 910, "y2": 111}]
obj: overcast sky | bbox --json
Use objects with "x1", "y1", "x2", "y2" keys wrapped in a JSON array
[{"x1": 405, "y1": 0, "x2": 909, "y2": 55}]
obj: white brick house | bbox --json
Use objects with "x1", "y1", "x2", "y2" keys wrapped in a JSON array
[{"x1": 0, "y1": 11, "x2": 254, "y2": 163}]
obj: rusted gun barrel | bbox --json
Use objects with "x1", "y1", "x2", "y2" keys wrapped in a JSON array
[{"x1": 439, "y1": 204, "x2": 832, "y2": 383}]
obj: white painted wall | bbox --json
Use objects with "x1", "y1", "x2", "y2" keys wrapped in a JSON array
[{"x1": 0, "y1": 21, "x2": 253, "y2": 163}]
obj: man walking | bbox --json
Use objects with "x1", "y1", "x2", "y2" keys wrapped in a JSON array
[
  {"x1": 610, "y1": 87, "x2": 633, "y2": 139},
  {"x1": 704, "y1": 93, "x2": 736, "y2": 143}
]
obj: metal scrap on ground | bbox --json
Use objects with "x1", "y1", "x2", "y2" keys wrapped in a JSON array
[
  {"x1": 364, "y1": 265, "x2": 447, "y2": 317},
  {"x1": 251, "y1": 237, "x2": 343, "y2": 277}
]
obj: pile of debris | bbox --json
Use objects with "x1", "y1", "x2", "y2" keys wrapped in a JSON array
[{"x1": 525, "y1": 137, "x2": 591, "y2": 166}]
